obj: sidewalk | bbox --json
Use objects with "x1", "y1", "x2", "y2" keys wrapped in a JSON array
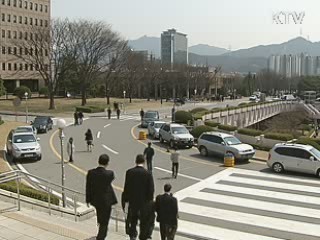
[{"x1": 252, "y1": 150, "x2": 269, "y2": 161}]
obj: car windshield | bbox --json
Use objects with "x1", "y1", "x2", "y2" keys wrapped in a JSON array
[
  {"x1": 13, "y1": 135, "x2": 36, "y2": 143},
  {"x1": 172, "y1": 127, "x2": 188, "y2": 134},
  {"x1": 224, "y1": 136, "x2": 242, "y2": 145},
  {"x1": 145, "y1": 112, "x2": 158, "y2": 118},
  {"x1": 34, "y1": 119, "x2": 47, "y2": 124},
  {"x1": 154, "y1": 123, "x2": 164, "y2": 128},
  {"x1": 16, "y1": 127, "x2": 32, "y2": 133},
  {"x1": 310, "y1": 148, "x2": 320, "y2": 160}
]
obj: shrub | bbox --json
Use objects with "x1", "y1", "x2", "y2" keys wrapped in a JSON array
[
  {"x1": 0, "y1": 181, "x2": 59, "y2": 205},
  {"x1": 250, "y1": 144, "x2": 271, "y2": 152},
  {"x1": 264, "y1": 132, "x2": 293, "y2": 141},
  {"x1": 296, "y1": 138, "x2": 320, "y2": 151},
  {"x1": 76, "y1": 106, "x2": 105, "y2": 113},
  {"x1": 13, "y1": 86, "x2": 31, "y2": 99},
  {"x1": 190, "y1": 107, "x2": 208, "y2": 114},
  {"x1": 218, "y1": 124, "x2": 238, "y2": 132},
  {"x1": 175, "y1": 111, "x2": 193, "y2": 124},
  {"x1": 211, "y1": 108, "x2": 223, "y2": 113},
  {"x1": 0, "y1": 120, "x2": 3, "y2": 125},
  {"x1": 298, "y1": 124, "x2": 312, "y2": 131},
  {"x1": 193, "y1": 111, "x2": 207, "y2": 120},
  {"x1": 205, "y1": 121, "x2": 220, "y2": 128},
  {"x1": 39, "y1": 87, "x2": 49, "y2": 96},
  {"x1": 238, "y1": 128, "x2": 262, "y2": 137},
  {"x1": 190, "y1": 125, "x2": 214, "y2": 138},
  {"x1": 238, "y1": 102, "x2": 248, "y2": 107}
]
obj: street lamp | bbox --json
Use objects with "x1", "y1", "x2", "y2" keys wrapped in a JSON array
[
  {"x1": 194, "y1": 89, "x2": 197, "y2": 106},
  {"x1": 57, "y1": 118, "x2": 67, "y2": 208},
  {"x1": 24, "y1": 92, "x2": 28, "y2": 123},
  {"x1": 123, "y1": 90, "x2": 126, "y2": 114}
]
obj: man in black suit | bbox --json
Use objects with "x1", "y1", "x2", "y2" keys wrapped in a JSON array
[
  {"x1": 155, "y1": 184, "x2": 178, "y2": 240},
  {"x1": 122, "y1": 154, "x2": 155, "y2": 240},
  {"x1": 86, "y1": 154, "x2": 117, "y2": 240}
]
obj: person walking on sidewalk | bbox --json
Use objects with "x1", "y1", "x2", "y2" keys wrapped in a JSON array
[
  {"x1": 155, "y1": 183, "x2": 178, "y2": 240},
  {"x1": 143, "y1": 142, "x2": 155, "y2": 174},
  {"x1": 67, "y1": 137, "x2": 75, "y2": 163},
  {"x1": 116, "y1": 108, "x2": 121, "y2": 120},
  {"x1": 85, "y1": 129, "x2": 94, "y2": 152},
  {"x1": 86, "y1": 154, "x2": 118, "y2": 240},
  {"x1": 140, "y1": 108, "x2": 145, "y2": 121},
  {"x1": 122, "y1": 154, "x2": 155, "y2": 240},
  {"x1": 170, "y1": 147, "x2": 180, "y2": 179},
  {"x1": 107, "y1": 107, "x2": 112, "y2": 119},
  {"x1": 74, "y1": 110, "x2": 79, "y2": 125},
  {"x1": 78, "y1": 111, "x2": 84, "y2": 125}
]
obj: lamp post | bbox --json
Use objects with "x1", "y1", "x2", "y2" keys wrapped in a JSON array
[
  {"x1": 194, "y1": 89, "x2": 197, "y2": 106},
  {"x1": 123, "y1": 90, "x2": 126, "y2": 114},
  {"x1": 24, "y1": 92, "x2": 28, "y2": 123},
  {"x1": 57, "y1": 119, "x2": 67, "y2": 208}
]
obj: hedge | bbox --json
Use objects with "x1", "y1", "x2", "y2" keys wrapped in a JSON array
[
  {"x1": 218, "y1": 124, "x2": 238, "y2": 132},
  {"x1": 190, "y1": 107, "x2": 208, "y2": 114},
  {"x1": 13, "y1": 86, "x2": 31, "y2": 99},
  {"x1": 238, "y1": 128, "x2": 262, "y2": 137},
  {"x1": 0, "y1": 120, "x2": 4, "y2": 125},
  {"x1": 175, "y1": 111, "x2": 193, "y2": 124},
  {"x1": 296, "y1": 138, "x2": 320, "y2": 151},
  {"x1": 193, "y1": 112, "x2": 206, "y2": 120},
  {"x1": 211, "y1": 108, "x2": 223, "y2": 113},
  {"x1": 190, "y1": 125, "x2": 214, "y2": 138},
  {"x1": 39, "y1": 87, "x2": 49, "y2": 96},
  {"x1": 264, "y1": 132, "x2": 293, "y2": 141},
  {"x1": 76, "y1": 106, "x2": 105, "y2": 113},
  {"x1": 0, "y1": 181, "x2": 59, "y2": 205},
  {"x1": 205, "y1": 121, "x2": 220, "y2": 128}
]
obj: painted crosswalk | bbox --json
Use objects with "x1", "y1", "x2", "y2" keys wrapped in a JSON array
[{"x1": 174, "y1": 168, "x2": 320, "y2": 240}]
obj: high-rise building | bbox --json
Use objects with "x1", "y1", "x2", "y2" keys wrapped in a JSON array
[
  {"x1": 161, "y1": 29, "x2": 188, "y2": 67},
  {"x1": 0, "y1": 0, "x2": 51, "y2": 93}
]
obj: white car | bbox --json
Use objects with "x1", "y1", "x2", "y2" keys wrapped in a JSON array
[
  {"x1": 197, "y1": 132, "x2": 255, "y2": 161},
  {"x1": 15, "y1": 126, "x2": 37, "y2": 135},
  {"x1": 249, "y1": 95, "x2": 258, "y2": 102},
  {"x1": 267, "y1": 143, "x2": 320, "y2": 177},
  {"x1": 159, "y1": 123, "x2": 194, "y2": 148},
  {"x1": 148, "y1": 121, "x2": 165, "y2": 139}
]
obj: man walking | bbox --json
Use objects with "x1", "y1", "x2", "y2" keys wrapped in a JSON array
[
  {"x1": 67, "y1": 137, "x2": 75, "y2": 163},
  {"x1": 122, "y1": 154, "x2": 155, "y2": 240},
  {"x1": 143, "y1": 142, "x2": 155, "y2": 174},
  {"x1": 170, "y1": 147, "x2": 180, "y2": 179},
  {"x1": 86, "y1": 154, "x2": 117, "y2": 240},
  {"x1": 116, "y1": 108, "x2": 121, "y2": 119},
  {"x1": 107, "y1": 107, "x2": 112, "y2": 120},
  {"x1": 140, "y1": 108, "x2": 145, "y2": 121},
  {"x1": 155, "y1": 184, "x2": 178, "y2": 240}
]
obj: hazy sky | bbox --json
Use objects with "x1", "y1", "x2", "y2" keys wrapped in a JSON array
[{"x1": 52, "y1": 0, "x2": 319, "y2": 50}]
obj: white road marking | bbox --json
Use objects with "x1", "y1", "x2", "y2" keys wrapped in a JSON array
[
  {"x1": 120, "y1": 117, "x2": 137, "y2": 122},
  {"x1": 97, "y1": 131, "x2": 101, "y2": 139},
  {"x1": 102, "y1": 144, "x2": 119, "y2": 155},
  {"x1": 103, "y1": 124, "x2": 111, "y2": 128},
  {"x1": 249, "y1": 159, "x2": 266, "y2": 164},
  {"x1": 154, "y1": 167, "x2": 202, "y2": 181}
]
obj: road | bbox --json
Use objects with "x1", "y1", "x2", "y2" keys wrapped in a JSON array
[{"x1": 6, "y1": 98, "x2": 320, "y2": 240}]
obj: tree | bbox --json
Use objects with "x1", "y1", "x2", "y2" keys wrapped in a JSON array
[
  {"x1": 298, "y1": 76, "x2": 320, "y2": 93},
  {"x1": 0, "y1": 79, "x2": 6, "y2": 97}
]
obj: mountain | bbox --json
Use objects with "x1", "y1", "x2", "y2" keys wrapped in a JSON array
[
  {"x1": 189, "y1": 44, "x2": 229, "y2": 56},
  {"x1": 223, "y1": 37, "x2": 320, "y2": 58},
  {"x1": 128, "y1": 36, "x2": 161, "y2": 58}
]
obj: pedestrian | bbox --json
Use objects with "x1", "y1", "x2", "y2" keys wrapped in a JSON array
[
  {"x1": 86, "y1": 154, "x2": 118, "y2": 240},
  {"x1": 140, "y1": 108, "x2": 145, "y2": 121},
  {"x1": 143, "y1": 142, "x2": 155, "y2": 174},
  {"x1": 155, "y1": 183, "x2": 178, "y2": 240},
  {"x1": 116, "y1": 108, "x2": 121, "y2": 120},
  {"x1": 74, "y1": 110, "x2": 79, "y2": 125},
  {"x1": 170, "y1": 147, "x2": 180, "y2": 179},
  {"x1": 67, "y1": 137, "x2": 75, "y2": 163},
  {"x1": 85, "y1": 129, "x2": 94, "y2": 152},
  {"x1": 107, "y1": 107, "x2": 112, "y2": 120},
  {"x1": 78, "y1": 111, "x2": 84, "y2": 125},
  {"x1": 122, "y1": 154, "x2": 155, "y2": 240}
]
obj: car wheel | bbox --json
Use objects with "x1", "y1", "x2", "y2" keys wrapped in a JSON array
[
  {"x1": 272, "y1": 162, "x2": 284, "y2": 173},
  {"x1": 169, "y1": 140, "x2": 175, "y2": 148},
  {"x1": 159, "y1": 136, "x2": 164, "y2": 143},
  {"x1": 200, "y1": 146, "x2": 208, "y2": 156},
  {"x1": 316, "y1": 169, "x2": 320, "y2": 178},
  {"x1": 37, "y1": 155, "x2": 42, "y2": 161},
  {"x1": 44, "y1": 128, "x2": 48, "y2": 133},
  {"x1": 12, "y1": 156, "x2": 17, "y2": 162}
]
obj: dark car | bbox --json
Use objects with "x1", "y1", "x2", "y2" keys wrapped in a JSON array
[
  {"x1": 141, "y1": 111, "x2": 160, "y2": 128},
  {"x1": 174, "y1": 98, "x2": 185, "y2": 105},
  {"x1": 32, "y1": 116, "x2": 53, "y2": 133}
]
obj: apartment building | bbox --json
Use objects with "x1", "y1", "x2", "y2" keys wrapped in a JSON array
[{"x1": 0, "y1": 0, "x2": 50, "y2": 93}]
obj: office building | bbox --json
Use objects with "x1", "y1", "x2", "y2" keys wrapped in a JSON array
[{"x1": 0, "y1": 0, "x2": 50, "y2": 93}]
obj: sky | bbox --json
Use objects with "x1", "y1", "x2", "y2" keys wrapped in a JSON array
[{"x1": 52, "y1": 0, "x2": 320, "y2": 50}]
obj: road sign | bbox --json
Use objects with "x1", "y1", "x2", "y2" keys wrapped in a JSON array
[{"x1": 13, "y1": 97, "x2": 21, "y2": 107}]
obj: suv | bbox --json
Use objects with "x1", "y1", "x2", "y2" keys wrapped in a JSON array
[
  {"x1": 32, "y1": 116, "x2": 53, "y2": 133},
  {"x1": 197, "y1": 132, "x2": 255, "y2": 160},
  {"x1": 141, "y1": 111, "x2": 160, "y2": 128},
  {"x1": 6, "y1": 131, "x2": 42, "y2": 161},
  {"x1": 159, "y1": 123, "x2": 194, "y2": 148},
  {"x1": 268, "y1": 143, "x2": 320, "y2": 177}
]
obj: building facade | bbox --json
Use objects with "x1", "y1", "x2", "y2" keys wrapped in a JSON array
[
  {"x1": 161, "y1": 29, "x2": 188, "y2": 68},
  {"x1": 0, "y1": 0, "x2": 50, "y2": 93}
]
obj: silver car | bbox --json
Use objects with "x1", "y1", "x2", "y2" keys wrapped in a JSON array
[
  {"x1": 6, "y1": 131, "x2": 41, "y2": 161},
  {"x1": 267, "y1": 143, "x2": 320, "y2": 177},
  {"x1": 141, "y1": 111, "x2": 160, "y2": 128},
  {"x1": 148, "y1": 121, "x2": 165, "y2": 139},
  {"x1": 159, "y1": 123, "x2": 194, "y2": 148},
  {"x1": 15, "y1": 126, "x2": 37, "y2": 135},
  {"x1": 197, "y1": 132, "x2": 255, "y2": 161}
]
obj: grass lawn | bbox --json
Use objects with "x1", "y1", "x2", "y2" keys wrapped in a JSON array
[{"x1": 0, "y1": 97, "x2": 173, "y2": 116}]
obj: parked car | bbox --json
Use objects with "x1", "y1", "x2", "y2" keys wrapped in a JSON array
[
  {"x1": 159, "y1": 123, "x2": 194, "y2": 148},
  {"x1": 6, "y1": 131, "x2": 41, "y2": 161},
  {"x1": 281, "y1": 94, "x2": 296, "y2": 101},
  {"x1": 249, "y1": 95, "x2": 258, "y2": 102},
  {"x1": 15, "y1": 126, "x2": 37, "y2": 135},
  {"x1": 148, "y1": 121, "x2": 166, "y2": 139},
  {"x1": 197, "y1": 132, "x2": 255, "y2": 161},
  {"x1": 174, "y1": 98, "x2": 185, "y2": 105},
  {"x1": 267, "y1": 143, "x2": 320, "y2": 177},
  {"x1": 32, "y1": 116, "x2": 53, "y2": 133},
  {"x1": 141, "y1": 111, "x2": 160, "y2": 128}
]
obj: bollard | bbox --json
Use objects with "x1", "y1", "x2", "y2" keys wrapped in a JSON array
[
  {"x1": 224, "y1": 152, "x2": 235, "y2": 167},
  {"x1": 139, "y1": 131, "x2": 147, "y2": 140}
]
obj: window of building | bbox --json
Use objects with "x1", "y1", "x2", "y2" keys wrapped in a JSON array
[
  {"x1": 8, "y1": 30, "x2": 11, "y2": 39},
  {"x1": 2, "y1": 47, "x2": 5, "y2": 54},
  {"x1": 2, "y1": 14, "x2": 5, "y2": 22},
  {"x1": 29, "y1": 32, "x2": 32, "y2": 40},
  {"x1": 24, "y1": 1, "x2": 27, "y2": 9},
  {"x1": 45, "y1": 20, "x2": 48, "y2": 27},
  {"x1": 13, "y1": 47, "x2": 17, "y2": 55},
  {"x1": 2, "y1": 63, "x2": 6, "y2": 71},
  {"x1": 7, "y1": 14, "x2": 11, "y2": 23},
  {"x1": 45, "y1": 49, "x2": 48, "y2": 56},
  {"x1": 24, "y1": 17, "x2": 27, "y2": 24},
  {"x1": 19, "y1": 16, "x2": 22, "y2": 24},
  {"x1": 19, "y1": 47, "x2": 22, "y2": 55},
  {"x1": 29, "y1": 48, "x2": 33, "y2": 56},
  {"x1": 8, "y1": 63, "x2": 12, "y2": 71},
  {"x1": 40, "y1": 19, "x2": 43, "y2": 27},
  {"x1": 30, "y1": 17, "x2": 33, "y2": 25},
  {"x1": 19, "y1": 63, "x2": 23, "y2": 70},
  {"x1": 24, "y1": 32, "x2": 27, "y2": 40},
  {"x1": 13, "y1": 0, "x2": 16, "y2": 7},
  {"x1": 7, "y1": 0, "x2": 10, "y2": 6},
  {"x1": 45, "y1": 5, "x2": 48, "y2": 13},
  {"x1": 13, "y1": 15, "x2": 17, "y2": 23},
  {"x1": 29, "y1": 2, "x2": 32, "y2": 10},
  {"x1": 19, "y1": 31, "x2": 22, "y2": 39},
  {"x1": 30, "y1": 64, "x2": 33, "y2": 71},
  {"x1": 8, "y1": 47, "x2": 12, "y2": 54},
  {"x1": 35, "y1": 18, "x2": 38, "y2": 26},
  {"x1": 35, "y1": 3, "x2": 37, "y2": 11},
  {"x1": 40, "y1": 4, "x2": 43, "y2": 12},
  {"x1": 25, "y1": 63, "x2": 28, "y2": 71},
  {"x1": 39, "y1": 49, "x2": 43, "y2": 56},
  {"x1": 2, "y1": 30, "x2": 5, "y2": 38},
  {"x1": 14, "y1": 63, "x2": 17, "y2": 71},
  {"x1": 13, "y1": 31, "x2": 17, "y2": 39},
  {"x1": 24, "y1": 47, "x2": 28, "y2": 55},
  {"x1": 19, "y1": 0, "x2": 21, "y2": 8}
]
